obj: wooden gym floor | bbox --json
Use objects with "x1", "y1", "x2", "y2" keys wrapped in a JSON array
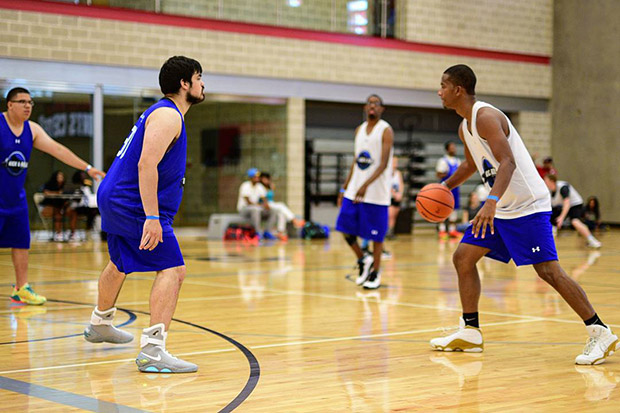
[{"x1": 0, "y1": 228, "x2": 619, "y2": 412}]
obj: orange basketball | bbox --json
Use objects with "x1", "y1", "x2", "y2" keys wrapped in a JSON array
[{"x1": 415, "y1": 183, "x2": 455, "y2": 223}]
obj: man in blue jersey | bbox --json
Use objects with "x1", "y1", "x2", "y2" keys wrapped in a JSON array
[
  {"x1": 429, "y1": 64, "x2": 616, "y2": 365},
  {"x1": 1, "y1": 87, "x2": 105, "y2": 305},
  {"x1": 83, "y1": 56, "x2": 204, "y2": 373},
  {"x1": 436, "y1": 140, "x2": 462, "y2": 239}
]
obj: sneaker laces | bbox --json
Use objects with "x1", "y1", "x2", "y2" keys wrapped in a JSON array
[
  {"x1": 440, "y1": 325, "x2": 461, "y2": 336},
  {"x1": 582, "y1": 337, "x2": 598, "y2": 356}
]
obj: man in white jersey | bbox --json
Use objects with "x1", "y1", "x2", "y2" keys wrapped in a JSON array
[
  {"x1": 544, "y1": 174, "x2": 601, "y2": 248},
  {"x1": 336, "y1": 94, "x2": 394, "y2": 289},
  {"x1": 429, "y1": 64, "x2": 616, "y2": 365}
]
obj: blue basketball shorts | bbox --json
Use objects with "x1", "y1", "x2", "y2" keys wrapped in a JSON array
[
  {"x1": 460, "y1": 211, "x2": 558, "y2": 266},
  {"x1": 335, "y1": 198, "x2": 388, "y2": 242},
  {"x1": 107, "y1": 233, "x2": 185, "y2": 274},
  {"x1": 0, "y1": 210, "x2": 30, "y2": 249}
]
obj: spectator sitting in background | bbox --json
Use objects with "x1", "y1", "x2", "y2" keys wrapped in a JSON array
[
  {"x1": 583, "y1": 196, "x2": 603, "y2": 232},
  {"x1": 259, "y1": 172, "x2": 304, "y2": 241},
  {"x1": 237, "y1": 168, "x2": 277, "y2": 240},
  {"x1": 41, "y1": 170, "x2": 77, "y2": 242},
  {"x1": 456, "y1": 191, "x2": 483, "y2": 233},
  {"x1": 69, "y1": 170, "x2": 100, "y2": 236},
  {"x1": 544, "y1": 174, "x2": 601, "y2": 248}
]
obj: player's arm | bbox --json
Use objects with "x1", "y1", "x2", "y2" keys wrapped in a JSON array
[
  {"x1": 443, "y1": 123, "x2": 477, "y2": 189},
  {"x1": 470, "y1": 109, "x2": 517, "y2": 239},
  {"x1": 394, "y1": 170, "x2": 404, "y2": 202},
  {"x1": 339, "y1": 126, "x2": 360, "y2": 206},
  {"x1": 354, "y1": 126, "x2": 394, "y2": 203},
  {"x1": 31, "y1": 121, "x2": 105, "y2": 181},
  {"x1": 137, "y1": 107, "x2": 182, "y2": 251},
  {"x1": 555, "y1": 186, "x2": 571, "y2": 228}
]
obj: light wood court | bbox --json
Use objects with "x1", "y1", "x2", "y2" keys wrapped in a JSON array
[{"x1": 1, "y1": 229, "x2": 619, "y2": 412}]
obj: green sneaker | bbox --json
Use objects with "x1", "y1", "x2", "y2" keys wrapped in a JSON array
[{"x1": 10, "y1": 283, "x2": 46, "y2": 305}]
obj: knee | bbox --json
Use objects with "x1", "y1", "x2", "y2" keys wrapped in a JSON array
[
  {"x1": 535, "y1": 262, "x2": 557, "y2": 284},
  {"x1": 175, "y1": 265, "x2": 186, "y2": 284},
  {"x1": 343, "y1": 233, "x2": 357, "y2": 246},
  {"x1": 452, "y1": 248, "x2": 473, "y2": 272}
]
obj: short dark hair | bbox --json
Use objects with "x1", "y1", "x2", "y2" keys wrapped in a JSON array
[
  {"x1": 6, "y1": 87, "x2": 30, "y2": 102},
  {"x1": 159, "y1": 56, "x2": 203, "y2": 95},
  {"x1": 366, "y1": 94, "x2": 383, "y2": 106},
  {"x1": 444, "y1": 64, "x2": 476, "y2": 95},
  {"x1": 444, "y1": 140, "x2": 455, "y2": 151}
]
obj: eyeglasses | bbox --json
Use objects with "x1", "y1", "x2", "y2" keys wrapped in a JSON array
[{"x1": 10, "y1": 99, "x2": 35, "y2": 107}]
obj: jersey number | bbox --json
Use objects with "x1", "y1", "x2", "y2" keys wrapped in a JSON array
[{"x1": 116, "y1": 125, "x2": 137, "y2": 159}]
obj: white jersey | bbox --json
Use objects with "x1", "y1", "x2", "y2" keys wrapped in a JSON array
[
  {"x1": 461, "y1": 101, "x2": 551, "y2": 219},
  {"x1": 551, "y1": 181, "x2": 583, "y2": 208},
  {"x1": 237, "y1": 181, "x2": 267, "y2": 211},
  {"x1": 344, "y1": 119, "x2": 393, "y2": 206}
]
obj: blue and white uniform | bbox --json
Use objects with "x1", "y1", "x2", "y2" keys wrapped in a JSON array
[
  {"x1": 0, "y1": 113, "x2": 32, "y2": 249},
  {"x1": 436, "y1": 155, "x2": 461, "y2": 209},
  {"x1": 98, "y1": 98, "x2": 186, "y2": 273},
  {"x1": 336, "y1": 119, "x2": 393, "y2": 242},
  {"x1": 459, "y1": 101, "x2": 556, "y2": 266}
]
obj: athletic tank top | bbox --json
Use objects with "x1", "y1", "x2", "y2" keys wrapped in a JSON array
[
  {"x1": 439, "y1": 155, "x2": 461, "y2": 210},
  {"x1": 97, "y1": 98, "x2": 187, "y2": 237},
  {"x1": 344, "y1": 119, "x2": 393, "y2": 206},
  {"x1": 461, "y1": 101, "x2": 550, "y2": 219},
  {"x1": 0, "y1": 114, "x2": 33, "y2": 215},
  {"x1": 551, "y1": 181, "x2": 583, "y2": 208}
]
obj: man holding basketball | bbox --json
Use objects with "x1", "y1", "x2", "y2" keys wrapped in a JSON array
[
  {"x1": 430, "y1": 64, "x2": 616, "y2": 365},
  {"x1": 336, "y1": 94, "x2": 394, "y2": 289}
]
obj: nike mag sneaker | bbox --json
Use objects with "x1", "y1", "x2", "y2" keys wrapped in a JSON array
[
  {"x1": 575, "y1": 325, "x2": 618, "y2": 365},
  {"x1": 84, "y1": 307, "x2": 133, "y2": 344},
  {"x1": 10, "y1": 283, "x2": 46, "y2": 305},
  {"x1": 136, "y1": 323, "x2": 197, "y2": 373},
  {"x1": 430, "y1": 318, "x2": 484, "y2": 353},
  {"x1": 355, "y1": 254, "x2": 374, "y2": 285}
]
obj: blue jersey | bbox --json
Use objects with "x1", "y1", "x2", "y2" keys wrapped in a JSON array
[
  {"x1": 98, "y1": 98, "x2": 187, "y2": 238},
  {"x1": 0, "y1": 114, "x2": 33, "y2": 215},
  {"x1": 440, "y1": 155, "x2": 461, "y2": 210}
]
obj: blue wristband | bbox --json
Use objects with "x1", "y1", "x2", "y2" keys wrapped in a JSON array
[
  {"x1": 339, "y1": 188, "x2": 346, "y2": 194},
  {"x1": 145, "y1": 215, "x2": 160, "y2": 220},
  {"x1": 487, "y1": 195, "x2": 499, "y2": 202}
]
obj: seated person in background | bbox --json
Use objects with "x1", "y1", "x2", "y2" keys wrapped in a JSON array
[
  {"x1": 387, "y1": 157, "x2": 404, "y2": 240},
  {"x1": 582, "y1": 196, "x2": 602, "y2": 232},
  {"x1": 544, "y1": 174, "x2": 601, "y2": 248},
  {"x1": 69, "y1": 170, "x2": 100, "y2": 235},
  {"x1": 41, "y1": 170, "x2": 76, "y2": 242},
  {"x1": 237, "y1": 168, "x2": 277, "y2": 240},
  {"x1": 456, "y1": 191, "x2": 483, "y2": 233},
  {"x1": 259, "y1": 172, "x2": 304, "y2": 241}
]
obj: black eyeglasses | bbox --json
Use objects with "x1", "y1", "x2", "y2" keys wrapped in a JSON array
[{"x1": 10, "y1": 99, "x2": 35, "y2": 107}]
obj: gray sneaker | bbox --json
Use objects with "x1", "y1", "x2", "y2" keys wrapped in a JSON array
[
  {"x1": 135, "y1": 323, "x2": 197, "y2": 373},
  {"x1": 84, "y1": 307, "x2": 133, "y2": 344}
]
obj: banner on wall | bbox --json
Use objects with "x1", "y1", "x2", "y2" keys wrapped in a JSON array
[{"x1": 37, "y1": 112, "x2": 93, "y2": 139}]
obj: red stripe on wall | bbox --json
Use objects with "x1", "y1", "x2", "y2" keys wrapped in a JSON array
[{"x1": 2, "y1": 0, "x2": 550, "y2": 65}]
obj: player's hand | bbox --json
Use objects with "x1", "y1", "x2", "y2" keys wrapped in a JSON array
[
  {"x1": 555, "y1": 216, "x2": 563, "y2": 229},
  {"x1": 87, "y1": 167, "x2": 106, "y2": 181},
  {"x1": 140, "y1": 219, "x2": 163, "y2": 251},
  {"x1": 354, "y1": 184, "x2": 368, "y2": 204},
  {"x1": 471, "y1": 201, "x2": 496, "y2": 239}
]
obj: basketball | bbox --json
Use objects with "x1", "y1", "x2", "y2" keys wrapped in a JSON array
[{"x1": 415, "y1": 183, "x2": 455, "y2": 223}]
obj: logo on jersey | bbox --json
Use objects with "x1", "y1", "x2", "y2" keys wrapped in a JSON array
[
  {"x1": 481, "y1": 158, "x2": 497, "y2": 187},
  {"x1": 356, "y1": 150, "x2": 374, "y2": 170},
  {"x1": 2, "y1": 151, "x2": 28, "y2": 176}
]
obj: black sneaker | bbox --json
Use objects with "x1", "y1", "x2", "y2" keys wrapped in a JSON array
[{"x1": 363, "y1": 270, "x2": 381, "y2": 289}]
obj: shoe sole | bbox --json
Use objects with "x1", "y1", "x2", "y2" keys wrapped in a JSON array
[
  {"x1": 83, "y1": 329, "x2": 133, "y2": 344},
  {"x1": 430, "y1": 339, "x2": 484, "y2": 353},
  {"x1": 576, "y1": 339, "x2": 619, "y2": 365},
  {"x1": 10, "y1": 297, "x2": 45, "y2": 305}
]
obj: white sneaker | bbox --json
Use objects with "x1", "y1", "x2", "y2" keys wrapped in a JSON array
[
  {"x1": 574, "y1": 365, "x2": 620, "y2": 401},
  {"x1": 362, "y1": 270, "x2": 381, "y2": 289},
  {"x1": 575, "y1": 325, "x2": 618, "y2": 365},
  {"x1": 587, "y1": 237, "x2": 602, "y2": 249},
  {"x1": 53, "y1": 232, "x2": 64, "y2": 242},
  {"x1": 355, "y1": 254, "x2": 374, "y2": 286},
  {"x1": 430, "y1": 318, "x2": 484, "y2": 353}
]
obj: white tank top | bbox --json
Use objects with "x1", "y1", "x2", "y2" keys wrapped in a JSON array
[
  {"x1": 344, "y1": 119, "x2": 393, "y2": 206},
  {"x1": 461, "y1": 101, "x2": 551, "y2": 219},
  {"x1": 551, "y1": 181, "x2": 583, "y2": 208}
]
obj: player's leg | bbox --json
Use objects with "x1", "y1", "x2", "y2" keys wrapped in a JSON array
[
  {"x1": 533, "y1": 260, "x2": 617, "y2": 365},
  {"x1": 137, "y1": 264, "x2": 197, "y2": 373},
  {"x1": 84, "y1": 259, "x2": 133, "y2": 344},
  {"x1": 452, "y1": 243, "x2": 489, "y2": 314},
  {"x1": 336, "y1": 198, "x2": 373, "y2": 284},
  {"x1": 571, "y1": 218, "x2": 601, "y2": 248},
  {"x1": 360, "y1": 203, "x2": 388, "y2": 289}
]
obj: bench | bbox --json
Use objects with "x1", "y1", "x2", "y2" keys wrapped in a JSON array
[{"x1": 206, "y1": 213, "x2": 250, "y2": 240}]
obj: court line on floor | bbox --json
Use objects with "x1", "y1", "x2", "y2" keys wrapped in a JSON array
[
  {"x1": 0, "y1": 318, "x2": 537, "y2": 376},
  {"x1": 0, "y1": 376, "x2": 148, "y2": 413}
]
